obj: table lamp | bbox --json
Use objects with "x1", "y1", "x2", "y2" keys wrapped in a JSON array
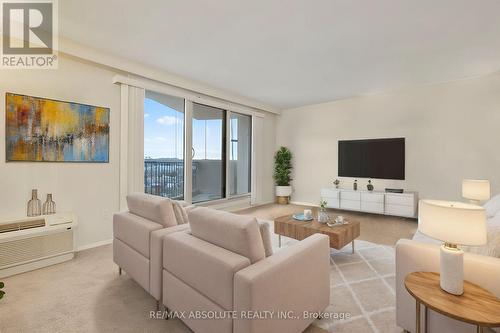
[
  {"x1": 418, "y1": 200, "x2": 486, "y2": 295},
  {"x1": 462, "y1": 179, "x2": 490, "y2": 204}
]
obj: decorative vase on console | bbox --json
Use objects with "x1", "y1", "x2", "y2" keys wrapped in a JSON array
[
  {"x1": 43, "y1": 194, "x2": 56, "y2": 215},
  {"x1": 353, "y1": 180, "x2": 358, "y2": 191},
  {"x1": 27, "y1": 189, "x2": 42, "y2": 217},
  {"x1": 317, "y1": 200, "x2": 329, "y2": 223},
  {"x1": 367, "y1": 180, "x2": 374, "y2": 192},
  {"x1": 333, "y1": 179, "x2": 340, "y2": 189}
]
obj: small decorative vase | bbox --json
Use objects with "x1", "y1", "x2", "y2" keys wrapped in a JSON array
[
  {"x1": 317, "y1": 208, "x2": 329, "y2": 224},
  {"x1": 27, "y1": 189, "x2": 42, "y2": 217},
  {"x1": 367, "y1": 180, "x2": 374, "y2": 192},
  {"x1": 43, "y1": 194, "x2": 56, "y2": 215},
  {"x1": 353, "y1": 180, "x2": 358, "y2": 191}
]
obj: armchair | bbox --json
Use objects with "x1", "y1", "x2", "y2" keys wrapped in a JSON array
[
  {"x1": 161, "y1": 207, "x2": 330, "y2": 333},
  {"x1": 113, "y1": 193, "x2": 189, "y2": 309}
]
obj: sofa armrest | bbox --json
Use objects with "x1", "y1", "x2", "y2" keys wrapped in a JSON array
[
  {"x1": 396, "y1": 239, "x2": 500, "y2": 333},
  {"x1": 163, "y1": 232, "x2": 251, "y2": 310},
  {"x1": 234, "y1": 234, "x2": 330, "y2": 333},
  {"x1": 113, "y1": 212, "x2": 163, "y2": 258},
  {"x1": 149, "y1": 224, "x2": 190, "y2": 301}
]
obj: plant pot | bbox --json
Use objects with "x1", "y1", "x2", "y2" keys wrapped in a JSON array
[{"x1": 276, "y1": 186, "x2": 292, "y2": 205}]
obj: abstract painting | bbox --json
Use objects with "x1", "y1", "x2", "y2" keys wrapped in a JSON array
[{"x1": 5, "y1": 93, "x2": 109, "y2": 162}]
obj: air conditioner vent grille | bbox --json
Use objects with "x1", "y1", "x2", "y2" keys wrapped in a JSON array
[
  {"x1": 0, "y1": 230, "x2": 73, "y2": 268},
  {"x1": 0, "y1": 219, "x2": 45, "y2": 233}
]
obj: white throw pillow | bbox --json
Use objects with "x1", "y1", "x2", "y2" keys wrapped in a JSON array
[
  {"x1": 483, "y1": 194, "x2": 500, "y2": 218},
  {"x1": 465, "y1": 212, "x2": 500, "y2": 258},
  {"x1": 489, "y1": 211, "x2": 500, "y2": 229},
  {"x1": 485, "y1": 213, "x2": 500, "y2": 258},
  {"x1": 172, "y1": 200, "x2": 189, "y2": 225}
]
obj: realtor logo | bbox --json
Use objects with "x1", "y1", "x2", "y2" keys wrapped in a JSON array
[{"x1": 1, "y1": 0, "x2": 58, "y2": 68}]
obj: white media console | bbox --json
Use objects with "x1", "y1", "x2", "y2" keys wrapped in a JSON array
[{"x1": 320, "y1": 188, "x2": 418, "y2": 218}]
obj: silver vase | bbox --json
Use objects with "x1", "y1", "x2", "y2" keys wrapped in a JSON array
[
  {"x1": 43, "y1": 194, "x2": 56, "y2": 215},
  {"x1": 317, "y1": 208, "x2": 330, "y2": 223},
  {"x1": 27, "y1": 189, "x2": 42, "y2": 217}
]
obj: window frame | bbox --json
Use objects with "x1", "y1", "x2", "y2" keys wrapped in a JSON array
[
  {"x1": 227, "y1": 110, "x2": 252, "y2": 198},
  {"x1": 144, "y1": 93, "x2": 252, "y2": 204}
]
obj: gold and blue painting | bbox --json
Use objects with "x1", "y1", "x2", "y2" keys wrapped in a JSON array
[{"x1": 5, "y1": 93, "x2": 110, "y2": 162}]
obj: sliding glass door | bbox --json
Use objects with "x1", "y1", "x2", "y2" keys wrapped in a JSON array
[
  {"x1": 143, "y1": 91, "x2": 252, "y2": 203},
  {"x1": 143, "y1": 91, "x2": 185, "y2": 199},
  {"x1": 192, "y1": 103, "x2": 226, "y2": 203}
]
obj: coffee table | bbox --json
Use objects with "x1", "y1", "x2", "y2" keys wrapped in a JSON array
[{"x1": 274, "y1": 214, "x2": 360, "y2": 253}]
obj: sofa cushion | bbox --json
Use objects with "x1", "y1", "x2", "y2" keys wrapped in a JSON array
[
  {"x1": 126, "y1": 193, "x2": 177, "y2": 227},
  {"x1": 188, "y1": 207, "x2": 266, "y2": 263},
  {"x1": 258, "y1": 220, "x2": 274, "y2": 257},
  {"x1": 149, "y1": 224, "x2": 191, "y2": 301},
  {"x1": 113, "y1": 211, "x2": 163, "y2": 258},
  {"x1": 163, "y1": 232, "x2": 250, "y2": 310},
  {"x1": 172, "y1": 200, "x2": 189, "y2": 225}
]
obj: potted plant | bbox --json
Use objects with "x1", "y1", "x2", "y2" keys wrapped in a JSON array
[
  {"x1": 0, "y1": 281, "x2": 4, "y2": 300},
  {"x1": 274, "y1": 146, "x2": 293, "y2": 204}
]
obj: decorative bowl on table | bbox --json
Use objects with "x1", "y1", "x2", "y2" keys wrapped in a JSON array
[{"x1": 292, "y1": 213, "x2": 313, "y2": 221}]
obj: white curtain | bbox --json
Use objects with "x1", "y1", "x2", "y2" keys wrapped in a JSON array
[
  {"x1": 251, "y1": 116, "x2": 264, "y2": 205},
  {"x1": 119, "y1": 85, "x2": 145, "y2": 209}
]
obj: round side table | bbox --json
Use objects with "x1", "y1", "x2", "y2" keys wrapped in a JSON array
[{"x1": 404, "y1": 272, "x2": 500, "y2": 333}]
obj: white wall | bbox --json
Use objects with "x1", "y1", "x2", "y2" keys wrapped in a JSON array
[
  {"x1": 0, "y1": 56, "x2": 120, "y2": 249},
  {"x1": 276, "y1": 73, "x2": 500, "y2": 205},
  {"x1": 0, "y1": 55, "x2": 277, "y2": 249}
]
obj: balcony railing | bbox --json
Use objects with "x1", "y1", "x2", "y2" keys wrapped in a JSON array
[{"x1": 144, "y1": 160, "x2": 184, "y2": 200}]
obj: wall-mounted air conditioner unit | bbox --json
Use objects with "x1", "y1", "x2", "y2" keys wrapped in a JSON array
[{"x1": 0, "y1": 213, "x2": 77, "y2": 278}]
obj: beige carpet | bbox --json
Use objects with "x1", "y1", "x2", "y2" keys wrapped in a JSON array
[{"x1": 0, "y1": 204, "x2": 413, "y2": 333}]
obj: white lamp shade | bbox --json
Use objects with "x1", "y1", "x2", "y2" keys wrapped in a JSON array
[
  {"x1": 462, "y1": 179, "x2": 490, "y2": 201},
  {"x1": 419, "y1": 200, "x2": 487, "y2": 246}
]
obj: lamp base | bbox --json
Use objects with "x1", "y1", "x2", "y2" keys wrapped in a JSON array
[{"x1": 440, "y1": 244, "x2": 464, "y2": 295}]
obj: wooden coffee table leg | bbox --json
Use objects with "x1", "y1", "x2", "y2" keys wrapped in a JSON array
[
  {"x1": 425, "y1": 305, "x2": 428, "y2": 333},
  {"x1": 416, "y1": 300, "x2": 421, "y2": 333}
]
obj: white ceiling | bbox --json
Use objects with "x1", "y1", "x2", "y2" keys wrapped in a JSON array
[{"x1": 60, "y1": 0, "x2": 500, "y2": 109}]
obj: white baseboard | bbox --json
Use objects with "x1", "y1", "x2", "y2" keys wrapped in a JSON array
[
  {"x1": 250, "y1": 200, "x2": 275, "y2": 207},
  {"x1": 231, "y1": 200, "x2": 275, "y2": 212},
  {"x1": 289, "y1": 201, "x2": 319, "y2": 207},
  {"x1": 77, "y1": 238, "x2": 113, "y2": 252}
]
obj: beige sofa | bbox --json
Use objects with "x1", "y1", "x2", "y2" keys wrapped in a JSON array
[
  {"x1": 161, "y1": 207, "x2": 330, "y2": 333},
  {"x1": 113, "y1": 193, "x2": 189, "y2": 309},
  {"x1": 396, "y1": 239, "x2": 500, "y2": 333}
]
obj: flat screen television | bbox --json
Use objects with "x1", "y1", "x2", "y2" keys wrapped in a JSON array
[{"x1": 338, "y1": 138, "x2": 405, "y2": 180}]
